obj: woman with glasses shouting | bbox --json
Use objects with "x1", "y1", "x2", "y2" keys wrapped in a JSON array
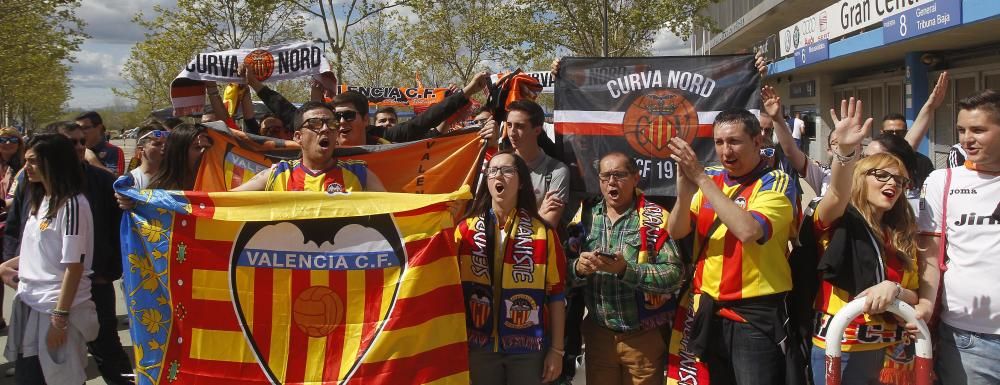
[
  {"x1": 805, "y1": 98, "x2": 921, "y2": 385},
  {"x1": 454, "y1": 149, "x2": 567, "y2": 385}
]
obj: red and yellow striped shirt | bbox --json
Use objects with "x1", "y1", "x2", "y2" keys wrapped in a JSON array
[
  {"x1": 690, "y1": 166, "x2": 797, "y2": 301},
  {"x1": 264, "y1": 159, "x2": 368, "y2": 192}
]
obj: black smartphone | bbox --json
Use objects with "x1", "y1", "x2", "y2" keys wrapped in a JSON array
[{"x1": 595, "y1": 251, "x2": 617, "y2": 261}]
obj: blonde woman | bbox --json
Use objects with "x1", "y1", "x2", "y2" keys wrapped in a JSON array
[{"x1": 807, "y1": 99, "x2": 920, "y2": 385}]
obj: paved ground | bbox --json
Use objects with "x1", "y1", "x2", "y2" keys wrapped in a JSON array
[{"x1": 0, "y1": 282, "x2": 134, "y2": 384}]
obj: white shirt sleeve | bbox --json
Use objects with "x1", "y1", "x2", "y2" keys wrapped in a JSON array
[
  {"x1": 917, "y1": 169, "x2": 944, "y2": 235},
  {"x1": 60, "y1": 196, "x2": 93, "y2": 264}
]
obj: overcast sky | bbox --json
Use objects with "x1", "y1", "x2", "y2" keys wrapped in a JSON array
[{"x1": 68, "y1": 0, "x2": 691, "y2": 110}]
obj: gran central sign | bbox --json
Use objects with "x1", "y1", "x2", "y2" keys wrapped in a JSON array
[{"x1": 780, "y1": 0, "x2": 931, "y2": 57}]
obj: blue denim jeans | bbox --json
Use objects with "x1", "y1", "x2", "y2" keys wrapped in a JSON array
[
  {"x1": 809, "y1": 345, "x2": 884, "y2": 385},
  {"x1": 936, "y1": 323, "x2": 1000, "y2": 385},
  {"x1": 702, "y1": 318, "x2": 784, "y2": 385}
]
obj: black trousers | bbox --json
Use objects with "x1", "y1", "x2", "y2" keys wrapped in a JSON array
[
  {"x1": 559, "y1": 286, "x2": 586, "y2": 379},
  {"x1": 88, "y1": 282, "x2": 133, "y2": 385}
]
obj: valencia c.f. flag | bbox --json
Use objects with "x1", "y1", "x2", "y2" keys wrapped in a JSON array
[
  {"x1": 118, "y1": 179, "x2": 472, "y2": 385},
  {"x1": 554, "y1": 55, "x2": 761, "y2": 196}
]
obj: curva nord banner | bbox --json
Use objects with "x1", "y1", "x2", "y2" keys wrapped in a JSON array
[
  {"x1": 170, "y1": 41, "x2": 333, "y2": 116},
  {"x1": 554, "y1": 55, "x2": 761, "y2": 197}
]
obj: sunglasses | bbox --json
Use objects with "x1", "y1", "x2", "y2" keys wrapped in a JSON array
[
  {"x1": 300, "y1": 118, "x2": 338, "y2": 132},
  {"x1": 866, "y1": 168, "x2": 912, "y2": 188},
  {"x1": 138, "y1": 130, "x2": 169, "y2": 141},
  {"x1": 69, "y1": 138, "x2": 86, "y2": 146},
  {"x1": 0, "y1": 137, "x2": 19, "y2": 144},
  {"x1": 760, "y1": 147, "x2": 776, "y2": 157},
  {"x1": 334, "y1": 110, "x2": 358, "y2": 122}
]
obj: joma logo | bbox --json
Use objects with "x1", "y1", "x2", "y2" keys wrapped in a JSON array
[{"x1": 949, "y1": 188, "x2": 978, "y2": 195}]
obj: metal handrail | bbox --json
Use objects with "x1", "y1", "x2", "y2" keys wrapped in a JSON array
[{"x1": 823, "y1": 297, "x2": 932, "y2": 385}]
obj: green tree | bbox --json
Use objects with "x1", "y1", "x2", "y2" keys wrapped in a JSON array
[
  {"x1": 342, "y1": 10, "x2": 414, "y2": 86},
  {"x1": 410, "y1": 0, "x2": 540, "y2": 84},
  {"x1": 115, "y1": 0, "x2": 307, "y2": 117},
  {"x1": 284, "y1": 0, "x2": 412, "y2": 83},
  {"x1": 520, "y1": 0, "x2": 716, "y2": 56},
  {"x1": 0, "y1": 0, "x2": 86, "y2": 129}
]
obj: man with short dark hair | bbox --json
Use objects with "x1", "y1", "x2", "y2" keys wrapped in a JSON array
[
  {"x1": 4, "y1": 121, "x2": 133, "y2": 384},
  {"x1": 75, "y1": 111, "x2": 125, "y2": 175},
  {"x1": 881, "y1": 113, "x2": 936, "y2": 187},
  {"x1": 570, "y1": 151, "x2": 685, "y2": 385},
  {"x1": 505, "y1": 100, "x2": 569, "y2": 228},
  {"x1": 371, "y1": 106, "x2": 398, "y2": 138},
  {"x1": 918, "y1": 89, "x2": 1000, "y2": 385},
  {"x1": 233, "y1": 102, "x2": 384, "y2": 192},
  {"x1": 667, "y1": 109, "x2": 798, "y2": 385}
]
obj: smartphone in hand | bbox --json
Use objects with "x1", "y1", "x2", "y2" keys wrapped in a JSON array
[{"x1": 595, "y1": 251, "x2": 617, "y2": 261}]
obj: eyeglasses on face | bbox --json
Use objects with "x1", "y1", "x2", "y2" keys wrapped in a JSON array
[
  {"x1": 866, "y1": 168, "x2": 911, "y2": 188},
  {"x1": 334, "y1": 110, "x2": 358, "y2": 122},
  {"x1": 486, "y1": 166, "x2": 517, "y2": 178},
  {"x1": 0, "y1": 137, "x2": 19, "y2": 144},
  {"x1": 883, "y1": 129, "x2": 906, "y2": 136},
  {"x1": 300, "y1": 118, "x2": 338, "y2": 132},
  {"x1": 598, "y1": 171, "x2": 631, "y2": 182}
]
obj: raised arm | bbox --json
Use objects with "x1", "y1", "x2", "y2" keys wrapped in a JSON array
[
  {"x1": 815, "y1": 98, "x2": 872, "y2": 224},
  {"x1": 906, "y1": 72, "x2": 948, "y2": 150},
  {"x1": 763, "y1": 86, "x2": 809, "y2": 175},
  {"x1": 669, "y1": 137, "x2": 763, "y2": 243},
  {"x1": 205, "y1": 81, "x2": 230, "y2": 121},
  {"x1": 242, "y1": 64, "x2": 296, "y2": 130},
  {"x1": 384, "y1": 72, "x2": 490, "y2": 143}
]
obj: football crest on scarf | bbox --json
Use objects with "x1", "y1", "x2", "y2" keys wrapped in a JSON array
[
  {"x1": 229, "y1": 215, "x2": 407, "y2": 382},
  {"x1": 504, "y1": 294, "x2": 539, "y2": 329},
  {"x1": 244, "y1": 49, "x2": 275, "y2": 82},
  {"x1": 623, "y1": 89, "x2": 698, "y2": 159}
]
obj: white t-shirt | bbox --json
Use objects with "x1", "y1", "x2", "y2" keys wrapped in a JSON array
[
  {"x1": 130, "y1": 167, "x2": 151, "y2": 190},
  {"x1": 17, "y1": 194, "x2": 94, "y2": 312},
  {"x1": 792, "y1": 118, "x2": 805, "y2": 140},
  {"x1": 918, "y1": 166, "x2": 1000, "y2": 334}
]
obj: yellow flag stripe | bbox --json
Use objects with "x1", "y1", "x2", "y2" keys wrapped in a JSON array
[
  {"x1": 191, "y1": 269, "x2": 229, "y2": 302},
  {"x1": 339, "y1": 270, "x2": 366, "y2": 376},
  {"x1": 394, "y1": 211, "x2": 453, "y2": 243},
  {"x1": 194, "y1": 217, "x2": 242, "y2": 241},
  {"x1": 269, "y1": 269, "x2": 292, "y2": 383},
  {"x1": 397, "y1": 257, "x2": 460, "y2": 299},
  {"x1": 304, "y1": 271, "x2": 329, "y2": 382},
  {"x1": 235, "y1": 267, "x2": 255, "y2": 329},
  {"x1": 189, "y1": 328, "x2": 256, "y2": 363},
  {"x1": 362, "y1": 312, "x2": 466, "y2": 363},
  {"x1": 202, "y1": 186, "x2": 471, "y2": 222},
  {"x1": 381, "y1": 267, "x2": 399, "y2": 328}
]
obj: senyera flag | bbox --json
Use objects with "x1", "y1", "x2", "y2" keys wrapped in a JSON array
[
  {"x1": 171, "y1": 41, "x2": 333, "y2": 116},
  {"x1": 117, "y1": 179, "x2": 473, "y2": 385},
  {"x1": 193, "y1": 122, "x2": 485, "y2": 193},
  {"x1": 554, "y1": 55, "x2": 761, "y2": 196}
]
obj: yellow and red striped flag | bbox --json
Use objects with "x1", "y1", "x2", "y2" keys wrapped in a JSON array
[{"x1": 118, "y1": 179, "x2": 472, "y2": 385}]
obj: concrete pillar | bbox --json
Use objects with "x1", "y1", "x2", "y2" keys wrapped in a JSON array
[{"x1": 904, "y1": 52, "x2": 929, "y2": 154}]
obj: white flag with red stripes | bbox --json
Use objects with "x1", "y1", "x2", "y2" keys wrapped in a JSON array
[{"x1": 554, "y1": 55, "x2": 761, "y2": 196}]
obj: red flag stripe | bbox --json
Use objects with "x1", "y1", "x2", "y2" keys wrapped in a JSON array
[
  {"x1": 347, "y1": 341, "x2": 468, "y2": 385},
  {"x1": 380, "y1": 284, "x2": 465, "y2": 332},
  {"x1": 321, "y1": 269, "x2": 349, "y2": 382},
  {"x1": 283, "y1": 269, "x2": 313, "y2": 384},
  {"x1": 358, "y1": 268, "x2": 386, "y2": 360}
]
